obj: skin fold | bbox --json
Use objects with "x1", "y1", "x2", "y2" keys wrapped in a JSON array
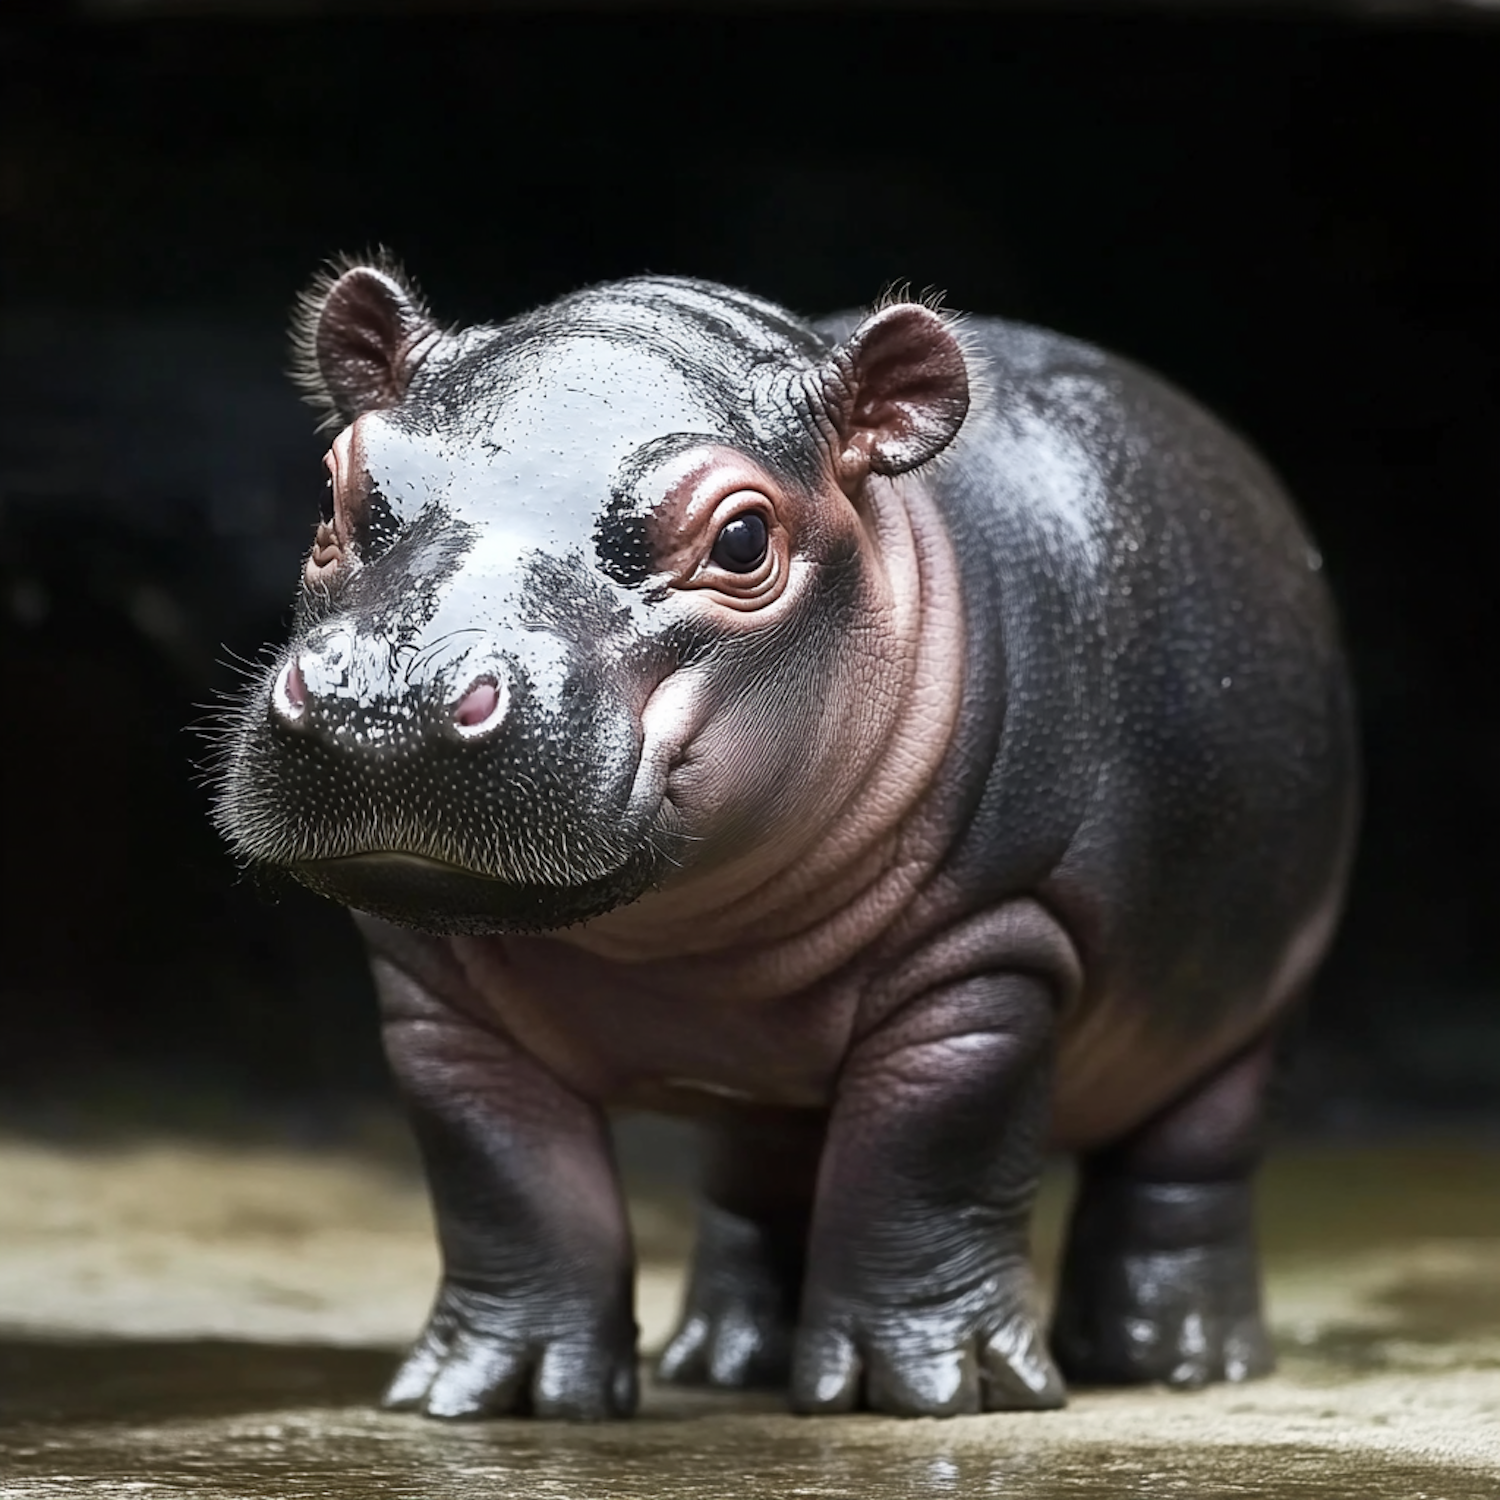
[{"x1": 215, "y1": 260, "x2": 1357, "y2": 1419}]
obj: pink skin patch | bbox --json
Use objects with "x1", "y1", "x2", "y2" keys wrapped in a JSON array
[
  {"x1": 453, "y1": 677, "x2": 508, "y2": 739},
  {"x1": 271, "y1": 657, "x2": 308, "y2": 723},
  {"x1": 305, "y1": 425, "x2": 363, "y2": 587}
]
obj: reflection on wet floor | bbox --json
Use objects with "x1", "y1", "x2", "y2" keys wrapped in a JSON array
[
  {"x1": 1, "y1": 1387, "x2": 1490, "y2": 1500},
  {"x1": 1, "y1": 1139, "x2": 1498, "y2": 1497}
]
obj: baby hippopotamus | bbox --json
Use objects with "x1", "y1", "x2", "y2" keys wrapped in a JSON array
[{"x1": 215, "y1": 258, "x2": 1356, "y2": 1421}]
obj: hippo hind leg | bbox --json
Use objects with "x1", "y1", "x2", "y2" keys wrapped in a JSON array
[
  {"x1": 1051, "y1": 1032, "x2": 1280, "y2": 1388},
  {"x1": 657, "y1": 1108, "x2": 823, "y2": 1390}
]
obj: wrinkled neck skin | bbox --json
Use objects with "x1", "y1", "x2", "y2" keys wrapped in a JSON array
[{"x1": 551, "y1": 471, "x2": 967, "y2": 992}]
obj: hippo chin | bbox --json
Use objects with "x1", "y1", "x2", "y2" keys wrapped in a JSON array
[
  {"x1": 213, "y1": 255, "x2": 1357, "y2": 1421},
  {"x1": 291, "y1": 852, "x2": 657, "y2": 936}
]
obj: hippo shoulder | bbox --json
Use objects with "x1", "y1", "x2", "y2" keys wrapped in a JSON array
[{"x1": 917, "y1": 313, "x2": 1306, "y2": 598}]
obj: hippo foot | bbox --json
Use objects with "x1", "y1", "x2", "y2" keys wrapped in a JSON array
[
  {"x1": 657, "y1": 1203, "x2": 801, "y2": 1389},
  {"x1": 382, "y1": 1279, "x2": 638, "y2": 1420},
  {"x1": 657, "y1": 1305, "x2": 794, "y2": 1391},
  {"x1": 1051, "y1": 1185, "x2": 1273, "y2": 1388},
  {"x1": 789, "y1": 1261, "x2": 1066, "y2": 1416}
]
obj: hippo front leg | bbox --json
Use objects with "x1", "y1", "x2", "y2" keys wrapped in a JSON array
[
  {"x1": 658, "y1": 1108, "x2": 823, "y2": 1390},
  {"x1": 791, "y1": 971, "x2": 1065, "y2": 1416},
  {"x1": 1050, "y1": 1033, "x2": 1277, "y2": 1388},
  {"x1": 368, "y1": 934, "x2": 637, "y2": 1420}
]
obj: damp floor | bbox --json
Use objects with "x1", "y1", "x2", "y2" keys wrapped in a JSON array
[{"x1": 0, "y1": 1129, "x2": 1497, "y2": 1498}]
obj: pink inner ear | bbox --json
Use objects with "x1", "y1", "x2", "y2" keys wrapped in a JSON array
[
  {"x1": 838, "y1": 302, "x2": 970, "y2": 478},
  {"x1": 313, "y1": 265, "x2": 436, "y2": 420}
]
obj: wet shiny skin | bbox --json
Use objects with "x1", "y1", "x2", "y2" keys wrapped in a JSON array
[{"x1": 213, "y1": 265, "x2": 1357, "y2": 1419}]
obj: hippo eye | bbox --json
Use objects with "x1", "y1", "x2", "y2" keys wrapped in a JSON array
[{"x1": 710, "y1": 512, "x2": 769, "y2": 573}]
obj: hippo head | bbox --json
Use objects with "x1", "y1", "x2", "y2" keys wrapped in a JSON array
[{"x1": 213, "y1": 260, "x2": 969, "y2": 935}]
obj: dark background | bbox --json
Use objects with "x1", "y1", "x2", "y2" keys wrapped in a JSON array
[{"x1": 0, "y1": 6, "x2": 1495, "y2": 1134}]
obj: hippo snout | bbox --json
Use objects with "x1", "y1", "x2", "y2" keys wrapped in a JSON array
[
  {"x1": 268, "y1": 627, "x2": 513, "y2": 749},
  {"x1": 217, "y1": 604, "x2": 668, "y2": 934}
]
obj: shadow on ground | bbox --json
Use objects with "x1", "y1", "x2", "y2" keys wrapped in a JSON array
[{"x1": 0, "y1": 1339, "x2": 394, "y2": 1427}]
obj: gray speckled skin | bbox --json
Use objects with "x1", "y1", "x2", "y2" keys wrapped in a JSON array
[{"x1": 215, "y1": 263, "x2": 1356, "y2": 1421}]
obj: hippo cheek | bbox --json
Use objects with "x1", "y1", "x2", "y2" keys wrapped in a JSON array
[{"x1": 653, "y1": 597, "x2": 872, "y2": 864}]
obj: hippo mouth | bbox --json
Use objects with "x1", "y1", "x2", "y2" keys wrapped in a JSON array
[{"x1": 290, "y1": 850, "x2": 659, "y2": 936}]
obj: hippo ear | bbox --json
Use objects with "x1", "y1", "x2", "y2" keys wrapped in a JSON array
[
  {"x1": 290, "y1": 256, "x2": 442, "y2": 429},
  {"x1": 818, "y1": 301, "x2": 970, "y2": 479}
]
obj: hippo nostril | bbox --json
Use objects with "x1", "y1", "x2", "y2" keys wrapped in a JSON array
[
  {"x1": 453, "y1": 676, "x2": 509, "y2": 739},
  {"x1": 271, "y1": 657, "x2": 308, "y2": 724}
]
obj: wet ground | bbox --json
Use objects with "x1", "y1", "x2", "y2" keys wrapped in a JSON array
[{"x1": 0, "y1": 1130, "x2": 1497, "y2": 1498}]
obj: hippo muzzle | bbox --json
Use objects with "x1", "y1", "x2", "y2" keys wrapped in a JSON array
[{"x1": 218, "y1": 500, "x2": 675, "y2": 933}]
